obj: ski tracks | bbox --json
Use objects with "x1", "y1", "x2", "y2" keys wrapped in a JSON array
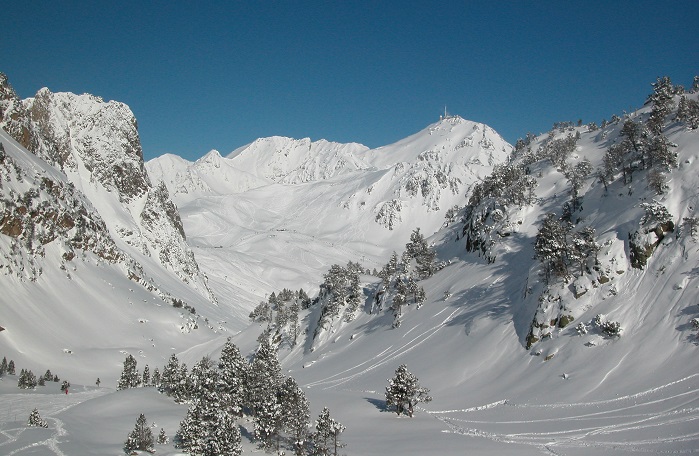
[
  {"x1": 0, "y1": 388, "x2": 106, "y2": 455},
  {"x1": 426, "y1": 374, "x2": 699, "y2": 453},
  {"x1": 304, "y1": 306, "x2": 465, "y2": 390}
]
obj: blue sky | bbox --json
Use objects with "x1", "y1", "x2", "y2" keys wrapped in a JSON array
[{"x1": 2, "y1": 1, "x2": 697, "y2": 161}]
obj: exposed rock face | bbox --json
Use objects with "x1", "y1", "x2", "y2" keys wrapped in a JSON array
[
  {"x1": 0, "y1": 73, "x2": 214, "y2": 303},
  {"x1": 0, "y1": 136, "x2": 122, "y2": 281}
]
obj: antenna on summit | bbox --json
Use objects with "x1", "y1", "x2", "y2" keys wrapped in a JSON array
[{"x1": 440, "y1": 105, "x2": 449, "y2": 120}]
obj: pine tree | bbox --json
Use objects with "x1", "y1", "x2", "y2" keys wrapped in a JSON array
[
  {"x1": 647, "y1": 134, "x2": 677, "y2": 171},
  {"x1": 124, "y1": 413, "x2": 154, "y2": 454},
  {"x1": 249, "y1": 300, "x2": 272, "y2": 323},
  {"x1": 415, "y1": 286, "x2": 427, "y2": 309},
  {"x1": 311, "y1": 407, "x2": 345, "y2": 456},
  {"x1": 404, "y1": 228, "x2": 436, "y2": 279},
  {"x1": 151, "y1": 368, "x2": 160, "y2": 388},
  {"x1": 379, "y1": 252, "x2": 399, "y2": 287},
  {"x1": 288, "y1": 299, "x2": 301, "y2": 346},
  {"x1": 173, "y1": 363, "x2": 189, "y2": 402},
  {"x1": 385, "y1": 364, "x2": 432, "y2": 417},
  {"x1": 43, "y1": 369, "x2": 53, "y2": 381},
  {"x1": 176, "y1": 366, "x2": 242, "y2": 456},
  {"x1": 298, "y1": 288, "x2": 312, "y2": 309},
  {"x1": 141, "y1": 364, "x2": 150, "y2": 387},
  {"x1": 117, "y1": 354, "x2": 140, "y2": 390},
  {"x1": 391, "y1": 278, "x2": 408, "y2": 328},
  {"x1": 647, "y1": 76, "x2": 675, "y2": 135},
  {"x1": 157, "y1": 428, "x2": 168, "y2": 445},
  {"x1": 28, "y1": 408, "x2": 48, "y2": 428},
  {"x1": 280, "y1": 376, "x2": 311, "y2": 456},
  {"x1": 343, "y1": 269, "x2": 362, "y2": 322},
  {"x1": 160, "y1": 353, "x2": 180, "y2": 395},
  {"x1": 18, "y1": 369, "x2": 37, "y2": 389},
  {"x1": 675, "y1": 95, "x2": 699, "y2": 129},
  {"x1": 253, "y1": 390, "x2": 282, "y2": 452},
  {"x1": 8, "y1": 359, "x2": 15, "y2": 375},
  {"x1": 535, "y1": 213, "x2": 571, "y2": 282},
  {"x1": 565, "y1": 158, "x2": 592, "y2": 211},
  {"x1": 0, "y1": 356, "x2": 7, "y2": 376},
  {"x1": 247, "y1": 339, "x2": 282, "y2": 416},
  {"x1": 217, "y1": 338, "x2": 247, "y2": 417},
  {"x1": 188, "y1": 356, "x2": 216, "y2": 402}
]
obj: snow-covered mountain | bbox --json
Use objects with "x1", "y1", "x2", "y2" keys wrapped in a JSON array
[
  {"x1": 145, "y1": 114, "x2": 512, "y2": 322},
  {"x1": 0, "y1": 73, "x2": 214, "y2": 304},
  {"x1": 1, "y1": 72, "x2": 699, "y2": 455}
]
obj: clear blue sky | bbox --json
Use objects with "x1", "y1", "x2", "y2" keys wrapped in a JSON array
[{"x1": 2, "y1": 1, "x2": 697, "y2": 161}]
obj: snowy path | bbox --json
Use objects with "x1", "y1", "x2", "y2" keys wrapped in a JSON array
[{"x1": 0, "y1": 388, "x2": 108, "y2": 455}]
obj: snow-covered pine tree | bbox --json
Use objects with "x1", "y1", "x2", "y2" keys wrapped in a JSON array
[
  {"x1": 676, "y1": 95, "x2": 699, "y2": 129},
  {"x1": 253, "y1": 389, "x2": 282, "y2": 452},
  {"x1": 18, "y1": 369, "x2": 37, "y2": 389},
  {"x1": 391, "y1": 278, "x2": 407, "y2": 328},
  {"x1": 415, "y1": 286, "x2": 427, "y2": 309},
  {"x1": 217, "y1": 338, "x2": 247, "y2": 417},
  {"x1": 298, "y1": 287, "x2": 312, "y2": 309},
  {"x1": 8, "y1": 359, "x2": 15, "y2": 375},
  {"x1": 385, "y1": 364, "x2": 432, "y2": 417},
  {"x1": 160, "y1": 353, "x2": 180, "y2": 395},
  {"x1": 275, "y1": 298, "x2": 288, "y2": 330},
  {"x1": 288, "y1": 299, "x2": 301, "y2": 346},
  {"x1": 249, "y1": 300, "x2": 272, "y2": 323},
  {"x1": 343, "y1": 267, "x2": 362, "y2": 322},
  {"x1": 141, "y1": 364, "x2": 150, "y2": 387},
  {"x1": 156, "y1": 428, "x2": 168, "y2": 445},
  {"x1": 535, "y1": 213, "x2": 571, "y2": 282},
  {"x1": 0, "y1": 357, "x2": 7, "y2": 376},
  {"x1": 565, "y1": 158, "x2": 592, "y2": 212},
  {"x1": 150, "y1": 368, "x2": 160, "y2": 388},
  {"x1": 27, "y1": 408, "x2": 48, "y2": 428},
  {"x1": 124, "y1": 413, "x2": 154, "y2": 454},
  {"x1": 570, "y1": 226, "x2": 600, "y2": 276},
  {"x1": 173, "y1": 363, "x2": 189, "y2": 403},
  {"x1": 117, "y1": 354, "x2": 140, "y2": 390},
  {"x1": 176, "y1": 361, "x2": 242, "y2": 456},
  {"x1": 311, "y1": 407, "x2": 345, "y2": 456},
  {"x1": 404, "y1": 228, "x2": 436, "y2": 279},
  {"x1": 247, "y1": 338, "x2": 283, "y2": 416},
  {"x1": 647, "y1": 76, "x2": 675, "y2": 135},
  {"x1": 647, "y1": 134, "x2": 677, "y2": 171},
  {"x1": 43, "y1": 369, "x2": 53, "y2": 381},
  {"x1": 280, "y1": 376, "x2": 311, "y2": 456}
]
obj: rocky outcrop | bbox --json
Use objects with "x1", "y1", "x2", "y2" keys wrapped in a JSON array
[{"x1": 0, "y1": 73, "x2": 214, "y2": 303}]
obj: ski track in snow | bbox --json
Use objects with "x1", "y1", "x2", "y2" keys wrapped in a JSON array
[
  {"x1": 426, "y1": 374, "x2": 699, "y2": 453},
  {"x1": 304, "y1": 306, "x2": 465, "y2": 390},
  {"x1": 0, "y1": 388, "x2": 106, "y2": 455}
]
